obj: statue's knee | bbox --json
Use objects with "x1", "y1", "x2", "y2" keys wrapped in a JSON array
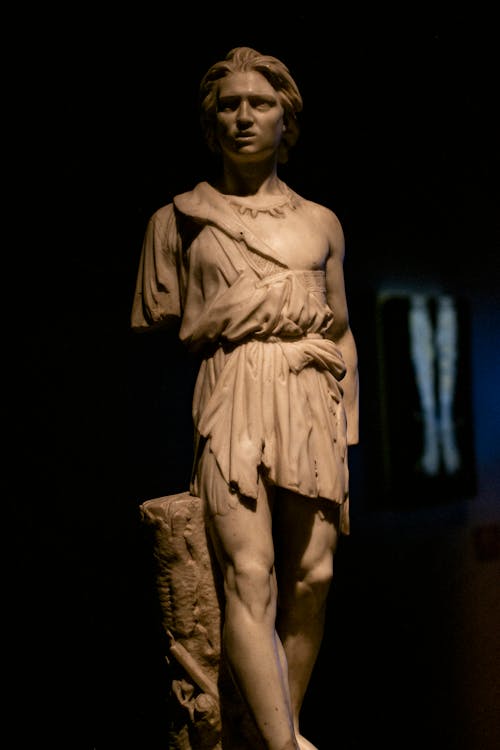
[
  {"x1": 281, "y1": 558, "x2": 333, "y2": 616},
  {"x1": 308, "y1": 557, "x2": 334, "y2": 593},
  {"x1": 225, "y1": 558, "x2": 275, "y2": 621}
]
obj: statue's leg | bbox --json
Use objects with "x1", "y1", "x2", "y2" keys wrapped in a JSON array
[
  {"x1": 200, "y1": 456, "x2": 299, "y2": 750},
  {"x1": 274, "y1": 492, "x2": 340, "y2": 750}
]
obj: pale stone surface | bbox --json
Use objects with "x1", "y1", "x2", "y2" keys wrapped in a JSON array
[
  {"x1": 134, "y1": 46, "x2": 359, "y2": 750},
  {"x1": 140, "y1": 493, "x2": 262, "y2": 750}
]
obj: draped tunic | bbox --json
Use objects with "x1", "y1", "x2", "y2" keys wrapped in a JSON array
[{"x1": 132, "y1": 182, "x2": 350, "y2": 533}]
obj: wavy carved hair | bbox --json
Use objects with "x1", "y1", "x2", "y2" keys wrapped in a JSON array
[{"x1": 199, "y1": 46, "x2": 303, "y2": 164}]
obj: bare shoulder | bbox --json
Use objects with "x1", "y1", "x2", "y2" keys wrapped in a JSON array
[
  {"x1": 299, "y1": 197, "x2": 345, "y2": 257},
  {"x1": 301, "y1": 199, "x2": 343, "y2": 230}
]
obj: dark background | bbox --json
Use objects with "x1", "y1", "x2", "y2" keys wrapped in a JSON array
[{"x1": 9, "y1": 6, "x2": 499, "y2": 749}]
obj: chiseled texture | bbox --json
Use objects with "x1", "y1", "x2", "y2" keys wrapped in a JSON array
[
  {"x1": 140, "y1": 493, "x2": 263, "y2": 750},
  {"x1": 132, "y1": 182, "x2": 350, "y2": 533}
]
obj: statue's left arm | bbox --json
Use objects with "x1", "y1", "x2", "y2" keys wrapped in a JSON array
[
  {"x1": 323, "y1": 209, "x2": 360, "y2": 446},
  {"x1": 131, "y1": 204, "x2": 183, "y2": 333}
]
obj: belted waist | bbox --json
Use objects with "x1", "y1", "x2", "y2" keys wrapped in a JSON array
[
  {"x1": 265, "y1": 332, "x2": 324, "y2": 343},
  {"x1": 209, "y1": 333, "x2": 346, "y2": 383}
]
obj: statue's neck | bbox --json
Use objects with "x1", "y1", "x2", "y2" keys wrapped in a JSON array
[{"x1": 216, "y1": 158, "x2": 281, "y2": 199}]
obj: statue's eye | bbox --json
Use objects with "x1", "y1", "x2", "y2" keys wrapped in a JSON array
[
  {"x1": 218, "y1": 98, "x2": 239, "y2": 112},
  {"x1": 250, "y1": 97, "x2": 275, "y2": 111}
]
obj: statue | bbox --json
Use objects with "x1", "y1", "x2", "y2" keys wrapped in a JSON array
[{"x1": 132, "y1": 46, "x2": 359, "y2": 750}]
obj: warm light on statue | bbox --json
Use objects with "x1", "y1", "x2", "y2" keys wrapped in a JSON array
[{"x1": 132, "y1": 47, "x2": 359, "y2": 750}]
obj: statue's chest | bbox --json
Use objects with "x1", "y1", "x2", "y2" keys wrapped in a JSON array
[{"x1": 238, "y1": 211, "x2": 329, "y2": 270}]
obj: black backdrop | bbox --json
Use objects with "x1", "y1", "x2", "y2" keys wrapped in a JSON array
[{"x1": 9, "y1": 7, "x2": 499, "y2": 749}]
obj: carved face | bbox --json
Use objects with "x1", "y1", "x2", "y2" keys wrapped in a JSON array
[{"x1": 215, "y1": 71, "x2": 285, "y2": 162}]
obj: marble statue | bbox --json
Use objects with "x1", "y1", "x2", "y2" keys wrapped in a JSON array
[{"x1": 132, "y1": 46, "x2": 359, "y2": 750}]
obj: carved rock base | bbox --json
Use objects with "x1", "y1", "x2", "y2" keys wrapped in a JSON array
[{"x1": 140, "y1": 492, "x2": 263, "y2": 750}]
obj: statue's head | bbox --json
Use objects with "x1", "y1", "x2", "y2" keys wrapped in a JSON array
[{"x1": 199, "y1": 46, "x2": 303, "y2": 164}]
